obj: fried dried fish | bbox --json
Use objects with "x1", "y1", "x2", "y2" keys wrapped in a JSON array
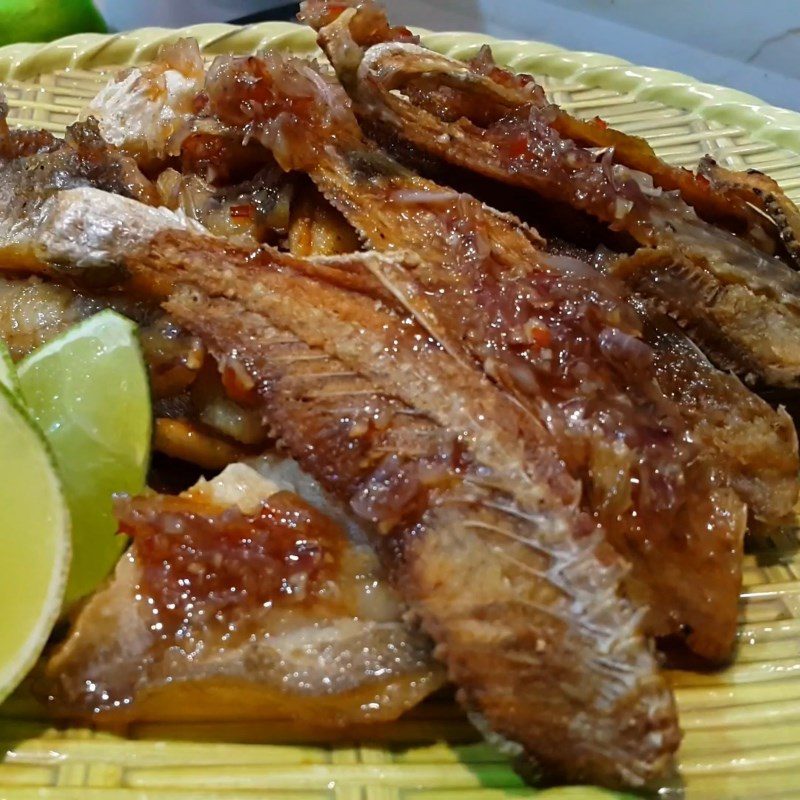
[
  {"x1": 136, "y1": 234, "x2": 679, "y2": 789},
  {"x1": 83, "y1": 39, "x2": 795, "y2": 533},
  {"x1": 4, "y1": 24, "x2": 798, "y2": 790},
  {"x1": 635, "y1": 303, "x2": 799, "y2": 524},
  {"x1": 200, "y1": 50, "x2": 758, "y2": 661},
  {"x1": 43, "y1": 461, "x2": 442, "y2": 724},
  {"x1": 304, "y1": 0, "x2": 800, "y2": 387},
  {"x1": 0, "y1": 118, "x2": 168, "y2": 274},
  {"x1": 698, "y1": 156, "x2": 800, "y2": 268},
  {"x1": 0, "y1": 179, "x2": 200, "y2": 276},
  {"x1": 3, "y1": 182, "x2": 678, "y2": 788}
]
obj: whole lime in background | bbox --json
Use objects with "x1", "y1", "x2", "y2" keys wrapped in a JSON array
[{"x1": 0, "y1": 0, "x2": 107, "y2": 45}]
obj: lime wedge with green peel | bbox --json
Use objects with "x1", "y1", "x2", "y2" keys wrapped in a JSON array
[
  {"x1": 17, "y1": 310, "x2": 152, "y2": 604},
  {"x1": 0, "y1": 383, "x2": 70, "y2": 705},
  {"x1": 0, "y1": 339, "x2": 19, "y2": 396},
  {"x1": 0, "y1": 0, "x2": 107, "y2": 46}
]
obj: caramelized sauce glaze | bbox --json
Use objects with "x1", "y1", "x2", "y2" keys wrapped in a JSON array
[{"x1": 116, "y1": 489, "x2": 346, "y2": 644}]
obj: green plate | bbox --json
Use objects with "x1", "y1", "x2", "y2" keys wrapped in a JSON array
[{"x1": 1, "y1": 22, "x2": 799, "y2": 799}]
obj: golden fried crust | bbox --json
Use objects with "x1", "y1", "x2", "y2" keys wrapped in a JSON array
[
  {"x1": 613, "y1": 247, "x2": 800, "y2": 389},
  {"x1": 699, "y1": 157, "x2": 800, "y2": 269}
]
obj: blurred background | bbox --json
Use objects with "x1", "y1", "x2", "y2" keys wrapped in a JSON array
[{"x1": 1, "y1": 0, "x2": 797, "y2": 109}]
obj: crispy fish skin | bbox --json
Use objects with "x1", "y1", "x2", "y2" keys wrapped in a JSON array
[
  {"x1": 636, "y1": 304, "x2": 800, "y2": 526},
  {"x1": 0, "y1": 184, "x2": 202, "y2": 274},
  {"x1": 305, "y1": 2, "x2": 800, "y2": 388},
  {"x1": 200, "y1": 51, "x2": 754, "y2": 661},
  {"x1": 44, "y1": 463, "x2": 442, "y2": 725},
  {"x1": 698, "y1": 156, "x2": 800, "y2": 269},
  {"x1": 612, "y1": 246, "x2": 800, "y2": 389},
  {"x1": 10, "y1": 175, "x2": 678, "y2": 788},
  {"x1": 0, "y1": 118, "x2": 164, "y2": 272}
]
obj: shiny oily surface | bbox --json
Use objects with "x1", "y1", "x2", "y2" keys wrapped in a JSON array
[
  {"x1": 121, "y1": 490, "x2": 344, "y2": 642},
  {"x1": 1, "y1": 21, "x2": 800, "y2": 800},
  {"x1": 38, "y1": 462, "x2": 439, "y2": 724}
]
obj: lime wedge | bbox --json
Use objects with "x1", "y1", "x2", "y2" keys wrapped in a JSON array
[
  {"x1": 0, "y1": 383, "x2": 70, "y2": 705},
  {"x1": 17, "y1": 310, "x2": 151, "y2": 604},
  {"x1": 0, "y1": 339, "x2": 18, "y2": 397}
]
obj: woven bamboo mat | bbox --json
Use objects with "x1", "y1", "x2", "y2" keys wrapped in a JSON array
[{"x1": 1, "y1": 23, "x2": 800, "y2": 800}]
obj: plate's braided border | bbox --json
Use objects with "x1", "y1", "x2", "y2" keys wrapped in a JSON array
[{"x1": 0, "y1": 22, "x2": 798, "y2": 154}]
